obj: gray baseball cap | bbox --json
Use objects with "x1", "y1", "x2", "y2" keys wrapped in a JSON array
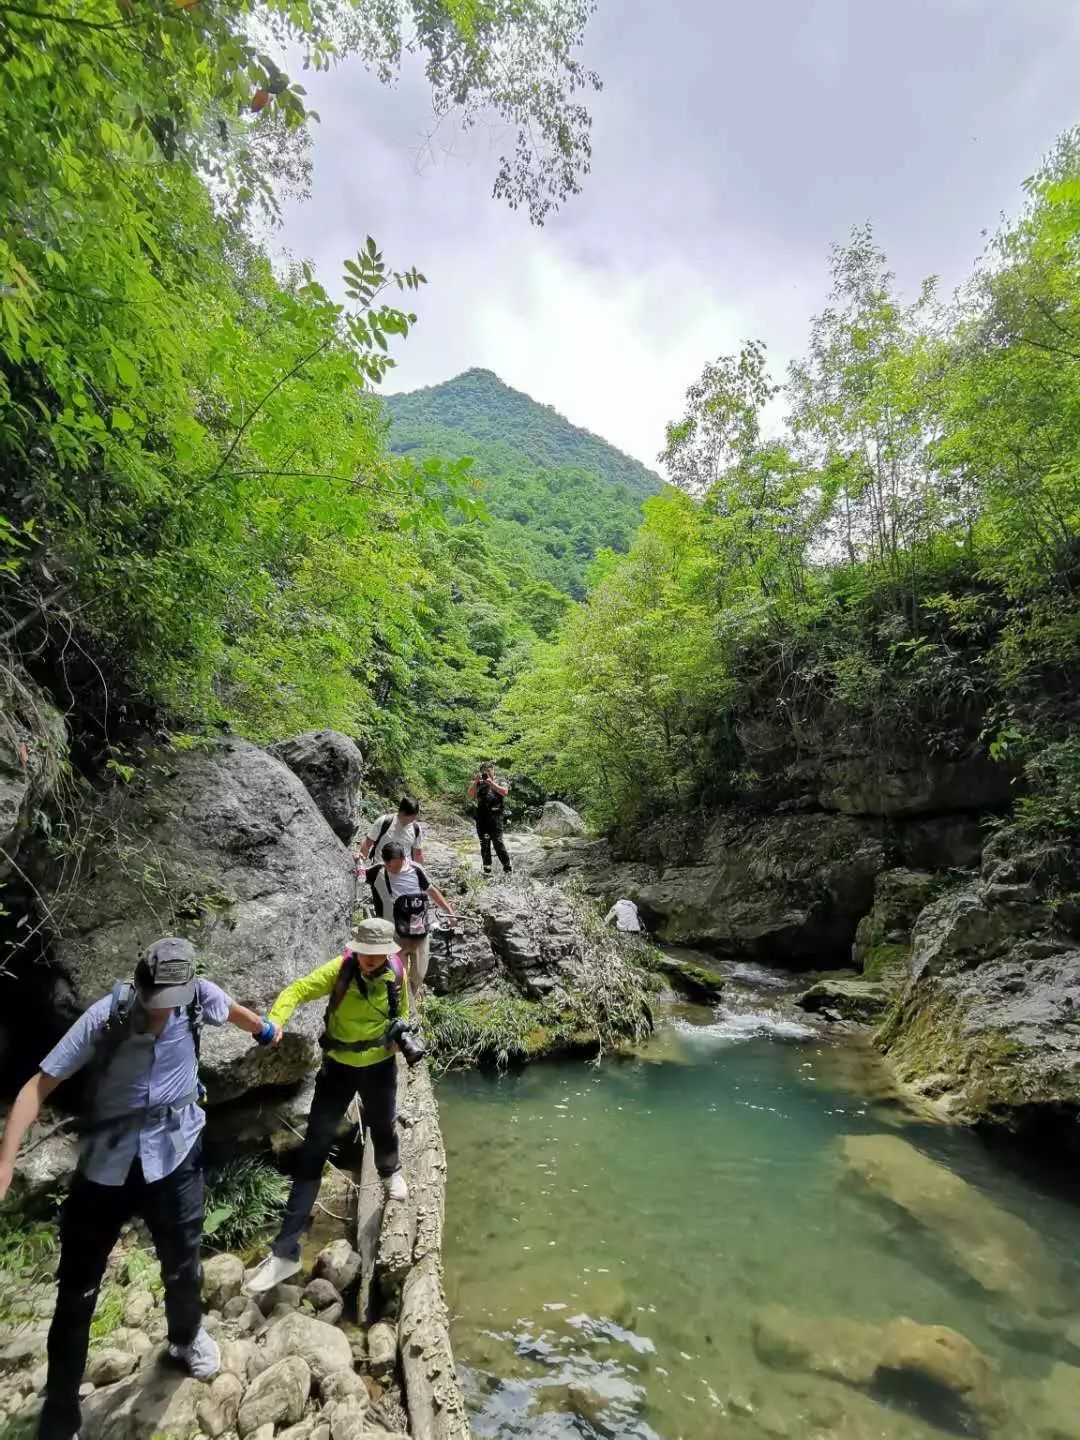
[{"x1": 136, "y1": 937, "x2": 197, "y2": 1008}]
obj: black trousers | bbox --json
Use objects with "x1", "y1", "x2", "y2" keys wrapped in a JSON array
[
  {"x1": 272, "y1": 1056, "x2": 399, "y2": 1262},
  {"x1": 477, "y1": 816, "x2": 511, "y2": 873},
  {"x1": 39, "y1": 1143, "x2": 205, "y2": 1440}
]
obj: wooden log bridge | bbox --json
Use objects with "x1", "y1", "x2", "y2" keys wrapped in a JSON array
[{"x1": 354, "y1": 1058, "x2": 471, "y2": 1440}]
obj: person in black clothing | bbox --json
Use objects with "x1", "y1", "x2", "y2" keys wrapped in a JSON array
[{"x1": 467, "y1": 764, "x2": 513, "y2": 876}]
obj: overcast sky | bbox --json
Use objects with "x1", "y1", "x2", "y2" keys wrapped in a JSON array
[{"x1": 277, "y1": 0, "x2": 1080, "y2": 472}]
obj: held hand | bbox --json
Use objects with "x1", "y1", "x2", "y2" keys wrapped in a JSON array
[
  {"x1": 0, "y1": 1158, "x2": 13, "y2": 1203},
  {"x1": 271, "y1": 1023, "x2": 283, "y2": 1046}
]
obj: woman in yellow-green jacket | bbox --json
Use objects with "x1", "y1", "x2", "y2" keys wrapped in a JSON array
[{"x1": 245, "y1": 917, "x2": 410, "y2": 1294}]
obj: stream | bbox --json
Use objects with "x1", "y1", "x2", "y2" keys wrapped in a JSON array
[{"x1": 437, "y1": 953, "x2": 1080, "y2": 1440}]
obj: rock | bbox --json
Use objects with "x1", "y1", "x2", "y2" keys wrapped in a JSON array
[
  {"x1": 254, "y1": 1281, "x2": 303, "y2": 1317},
  {"x1": 852, "y1": 868, "x2": 939, "y2": 984},
  {"x1": 8, "y1": 1124, "x2": 79, "y2": 1206},
  {"x1": 319, "y1": 1370, "x2": 368, "y2": 1405},
  {"x1": 816, "y1": 752, "x2": 1018, "y2": 819},
  {"x1": 558, "y1": 811, "x2": 887, "y2": 967},
  {"x1": 277, "y1": 1422, "x2": 319, "y2": 1440},
  {"x1": 878, "y1": 1316, "x2": 1005, "y2": 1431},
  {"x1": 841, "y1": 1133, "x2": 1062, "y2": 1310},
  {"x1": 227, "y1": 1296, "x2": 264, "y2": 1335},
  {"x1": 237, "y1": 1356, "x2": 311, "y2": 1437},
  {"x1": 248, "y1": 1426, "x2": 276, "y2": 1440},
  {"x1": 0, "y1": 664, "x2": 67, "y2": 882},
  {"x1": 202, "y1": 1253, "x2": 245, "y2": 1310},
  {"x1": 220, "y1": 1338, "x2": 257, "y2": 1382},
  {"x1": 314, "y1": 1240, "x2": 361, "y2": 1294},
  {"x1": 81, "y1": 1370, "x2": 206, "y2": 1440},
  {"x1": 877, "y1": 828, "x2": 1080, "y2": 1130},
  {"x1": 536, "y1": 801, "x2": 587, "y2": 837},
  {"x1": 126, "y1": 1332, "x2": 152, "y2": 1359},
  {"x1": 121, "y1": 1288, "x2": 155, "y2": 1329},
  {"x1": 0, "y1": 1330, "x2": 48, "y2": 1374},
  {"x1": 797, "y1": 978, "x2": 890, "y2": 1023},
  {"x1": 268, "y1": 730, "x2": 364, "y2": 843},
  {"x1": 751, "y1": 1304, "x2": 882, "y2": 1386},
  {"x1": 650, "y1": 949, "x2": 726, "y2": 1001},
  {"x1": 86, "y1": 1348, "x2": 139, "y2": 1386},
  {"x1": 257, "y1": 1312, "x2": 354, "y2": 1384},
  {"x1": 195, "y1": 1371, "x2": 244, "y2": 1439},
  {"x1": 328, "y1": 1394, "x2": 370, "y2": 1440},
  {"x1": 38, "y1": 739, "x2": 353, "y2": 1105},
  {"x1": 365, "y1": 1321, "x2": 397, "y2": 1378},
  {"x1": 1008, "y1": 1361, "x2": 1080, "y2": 1440}
]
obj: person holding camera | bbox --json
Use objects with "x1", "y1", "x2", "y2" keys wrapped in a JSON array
[
  {"x1": 467, "y1": 763, "x2": 513, "y2": 877},
  {"x1": 0, "y1": 938, "x2": 278, "y2": 1440},
  {"x1": 367, "y1": 842, "x2": 456, "y2": 996},
  {"x1": 244, "y1": 918, "x2": 423, "y2": 1296}
]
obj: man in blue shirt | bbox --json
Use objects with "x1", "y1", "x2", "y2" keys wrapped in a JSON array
[{"x1": 0, "y1": 937, "x2": 274, "y2": 1440}]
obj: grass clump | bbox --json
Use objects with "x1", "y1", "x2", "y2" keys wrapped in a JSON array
[
  {"x1": 423, "y1": 994, "x2": 552, "y2": 1071},
  {"x1": 204, "y1": 1157, "x2": 289, "y2": 1253}
]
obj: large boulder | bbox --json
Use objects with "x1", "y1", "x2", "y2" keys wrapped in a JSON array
[
  {"x1": 634, "y1": 812, "x2": 886, "y2": 967},
  {"x1": 81, "y1": 1369, "x2": 207, "y2": 1440},
  {"x1": 267, "y1": 730, "x2": 363, "y2": 843},
  {"x1": 39, "y1": 739, "x2": 353, "y2": 1103},
  {"x1": 877, "y1": 828, "x2": 1080, "y2": 1129},
  {"x1": 796, "y1": 977, "x2": 890, "y2": 1023},
  {"x1": 238, "y1": 1356, "x2": 310, "y2": 1436},
  {"x1": 0, "y1": 665, "x2": 66, "y2": 881},
  {"x1": 537, "y1": 801, "x2": 587, "y2": 837},
  {"x1": 852, "y1": 868, "x2": 939, "y2": 984},
  {"x1": 814, "y1": 752, "x2": 1018, "y2": 819},
  {"x1": 256, "y1": 1312, "x2": 353, "y2": 1384}
]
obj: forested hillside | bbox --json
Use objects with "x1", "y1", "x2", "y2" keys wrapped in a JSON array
[
  {"x1": 385, "y1": 369, "x2": 663, "y2": 597},
  {"x1": 0, "y1": 0, "x2": 601, "y2": 796},
  {"x1": 505, "y1": 139, "x2": 1080, "y2": 845}
]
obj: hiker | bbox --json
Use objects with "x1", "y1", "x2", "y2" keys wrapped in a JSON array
[
  {"x1": 356, "y1": 796, "x2": 424, "y2": 869},
  {"x1": 467, "y1": 763, "x2": 513, "y2": 876},
  {"x1": 368, "y1": 842, "x2": 457, "y2": 995},
  {"x1": 244, "y1": 918, "x2": 423, "y2": 1295},
  {"x1": 605, "y1": 898, "x2": 646, "y2": 934},
  {"x1": 0, "y1": 938, "x2": 277, "y2": 1440}
]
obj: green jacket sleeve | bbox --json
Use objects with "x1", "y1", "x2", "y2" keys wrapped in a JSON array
[{"x1": 269, "y1": 957, "x2": 341, "y2": 1027}]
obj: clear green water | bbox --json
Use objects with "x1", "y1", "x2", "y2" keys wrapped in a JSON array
[{"x1": 438, "y1": 964, "x2": 1080, "y2": 1440}]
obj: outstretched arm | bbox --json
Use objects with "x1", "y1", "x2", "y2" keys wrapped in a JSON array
[
  {"x1": 492, "y1": 779, "x2": 509, "y2": 796},
  {"x1": 268, "y1": 958, "x2": 340, "y2": 1031},
  {"x1": 0, "y1": 1071, "x2": 61, "y2": 1201},
  {"x1": 429, "y1": 885, "x2": 457, "y2": 923}
]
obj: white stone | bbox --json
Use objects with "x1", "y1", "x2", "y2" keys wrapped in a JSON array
[
  {"x1": 195, "y1": 1371, "x2": 244, "y2": 1439},
  {"x1": 314, "y1": 1241, "x2": 361, "y2": 1293},
  {"x1": 121, "y1": 1289, "x2": 155, "y2": 1328},
  {"x1": 202, "y1": 1253, "x2": 246, "y2": 1311}
]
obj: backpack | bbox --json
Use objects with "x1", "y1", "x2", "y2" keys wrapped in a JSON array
[
  {"x1": 368, "y1": 863, "x2": 431, "y2": 939},
  {"x1": 321, "y1": 949, "x2": 405, "y2": 1054},
  {"x1": 77, "y1": 981, "x2": 204, "y2": 1142}
]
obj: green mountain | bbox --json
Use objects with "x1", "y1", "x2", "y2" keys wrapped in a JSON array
[{"x1": 383, "y1": 368, "x2": 665, "y2": 597}]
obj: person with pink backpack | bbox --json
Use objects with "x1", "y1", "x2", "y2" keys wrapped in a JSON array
[{"x1": 244, "y1": 917, "x2": 423, "y2": 1295}]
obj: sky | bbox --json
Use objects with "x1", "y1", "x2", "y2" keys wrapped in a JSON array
[{"x1": 277, "y1": 0, "x2": 1080, "y2": 473}]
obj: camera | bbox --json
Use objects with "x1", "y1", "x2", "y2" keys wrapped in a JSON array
[{"x1": 385, "y1": 1017, "x2": 426, "y2": 1067}]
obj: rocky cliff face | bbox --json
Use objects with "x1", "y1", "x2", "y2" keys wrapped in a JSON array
[{"x1": 877, "y1": 828, "x2": 1080, "y2": 1130}]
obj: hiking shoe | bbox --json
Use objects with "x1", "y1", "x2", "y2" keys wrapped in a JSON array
[
  {"x1": 243, "y1": 1252, "x2": 301, "y2": 1296},
  {"x1": 385, "y1": 1170, "x2": 408, "y2": 1202},
  {"x1": 482, "y1": 868, "x2": 493, "y2": 877},
  {"x1": 170, "y1": 1326, "x2": 220, "y2": 1380}
]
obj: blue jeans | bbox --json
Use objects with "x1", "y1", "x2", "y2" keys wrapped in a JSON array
[{"x1": 39, "y1": 1142, "x2": 205, "y2": 1440}]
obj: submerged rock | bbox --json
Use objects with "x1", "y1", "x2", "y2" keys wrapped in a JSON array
[
  {"x1": 753, "y1": 1304, "x2": 1005, "y2": 1434},
  {"x1": 38, "y1": 738, "x2": 353, "y2": 1105},
  {"x1": 840, "y1": 1133, "x2": 1061, "y2": 1312},
  {"x1": 268, "y1": 730, "x2": 363, "y2": 843}
]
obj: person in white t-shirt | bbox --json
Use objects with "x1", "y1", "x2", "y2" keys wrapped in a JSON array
[
  {"x1": 355, "y1": 797, "x2": 424, "y2": 912},
  {"x1": 368, "y1": 843, "x2": 456, "y2": 994},
  {"x1": 604, "y1": 898, "x2": 645, "y2": 934}
]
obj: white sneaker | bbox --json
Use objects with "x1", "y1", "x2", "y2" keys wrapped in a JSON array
[
  {"x1": 169, "y1": 1325, "x2": 220, "y2": 1380},
  {"x1": 385, "y1": 1170, "x2": 408, "y2": 1202},
  {"x1": 243, "y1": 1252, "x2": 301, "y2": 1296}
]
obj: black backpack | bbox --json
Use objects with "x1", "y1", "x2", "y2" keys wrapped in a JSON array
[{"x1": 368, "y1": 862, "x2": 431, "y2": 939}]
